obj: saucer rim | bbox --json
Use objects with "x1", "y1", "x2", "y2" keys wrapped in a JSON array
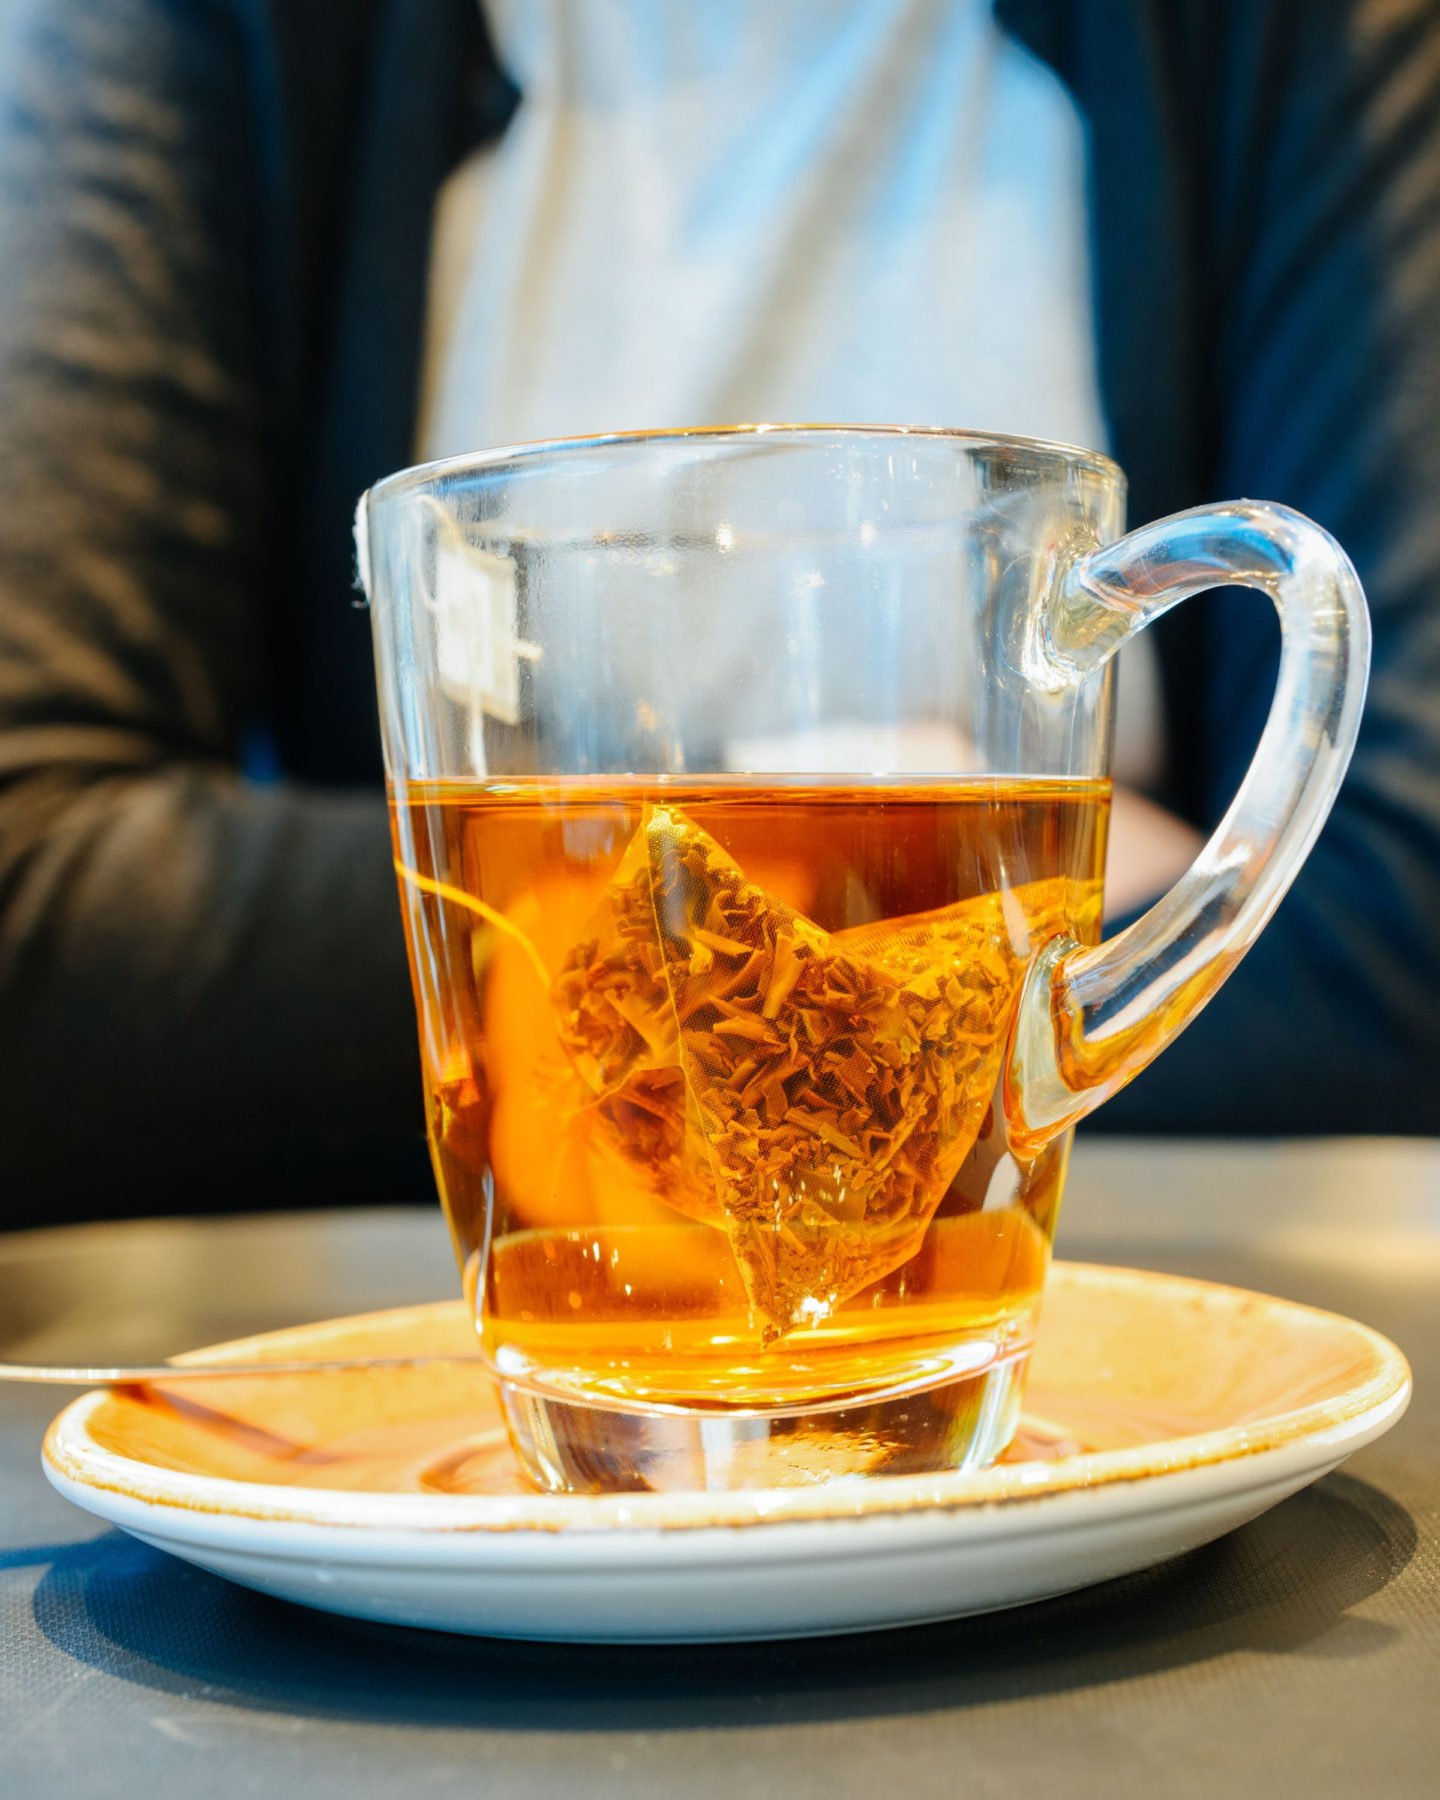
[{"x1": 41, "y1": 1261, "x2": 1412, "y2": 1542}]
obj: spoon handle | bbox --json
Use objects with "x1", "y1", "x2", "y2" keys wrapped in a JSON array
[{"x1": 0, "y1": 1354, "x2": 488, "y2": 1386}]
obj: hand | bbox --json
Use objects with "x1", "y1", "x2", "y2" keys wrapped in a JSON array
[{"x1": 1104, "y1": 786, "x2": 1205, "y2": 920}]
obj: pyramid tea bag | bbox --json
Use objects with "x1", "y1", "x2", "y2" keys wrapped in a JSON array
[{"x1": 552, "y1": 805, "x2": 1036, "y2": 1336}]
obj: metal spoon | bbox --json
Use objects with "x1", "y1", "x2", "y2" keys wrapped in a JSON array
[{"x1": 0, "y1": 1354, "x2": 488, "y2": 1386}]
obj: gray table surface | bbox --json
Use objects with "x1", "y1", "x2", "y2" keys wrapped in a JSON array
[{"x1": 2, "y1": 1138, "x2": 1437, "y2": 1799}]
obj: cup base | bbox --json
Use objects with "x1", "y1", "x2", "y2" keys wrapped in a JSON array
[{"x1": 498, "y1": 1351, "x2": 1029, "y2": 1494}]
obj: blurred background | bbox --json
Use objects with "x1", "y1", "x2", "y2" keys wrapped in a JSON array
[{"x1": 0, "y1": 0, "x2": 1438, "y2": 1235}]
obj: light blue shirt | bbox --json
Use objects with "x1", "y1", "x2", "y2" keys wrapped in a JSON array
[{"x1": 419, "y1": 0, "x2": 1161, "y2": 783}]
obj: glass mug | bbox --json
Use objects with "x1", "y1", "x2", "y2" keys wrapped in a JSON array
[{"x1": 357, "y1": 426, "x2": 1368, "y2": 1494}]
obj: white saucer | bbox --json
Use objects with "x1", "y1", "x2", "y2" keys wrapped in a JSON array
[{"x1": 42, "y1": 1262, "x2": 1410, "y2": 1642}]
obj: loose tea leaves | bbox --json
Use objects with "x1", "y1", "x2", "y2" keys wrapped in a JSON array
[{"x1": 552, "y1": 805, "x2": 1034, "y2": 1336}]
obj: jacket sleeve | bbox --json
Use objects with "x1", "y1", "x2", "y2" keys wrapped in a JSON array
[
  {"x1": 1097, "y1": 0, "x2": 1440, "y2": 1134},
  {"x1": 0, "y1": 0, "x2": 426, "y2": 1225}
]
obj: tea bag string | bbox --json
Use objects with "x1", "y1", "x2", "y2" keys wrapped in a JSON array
[{"x1": 393, "y1": 860, "x2": 551, "y2": 988}]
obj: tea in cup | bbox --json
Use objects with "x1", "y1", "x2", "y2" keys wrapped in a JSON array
[{"x1": 359, "y1": 427, "x2": 1367, "y2": 1492}]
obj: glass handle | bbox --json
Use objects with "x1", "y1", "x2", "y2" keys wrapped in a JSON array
[{"x1": 1007, "y1": 501, "x2": 1370, "y2": 1151}]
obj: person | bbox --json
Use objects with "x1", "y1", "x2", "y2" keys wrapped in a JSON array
[{"x1": 1, "y1": 0, "x2": 1438, "y2": 1232}]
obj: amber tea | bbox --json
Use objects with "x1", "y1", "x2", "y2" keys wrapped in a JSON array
[
  {"x1": 390, "y1": 777, "x2": 1108, "y2": 1466},
  {"x1": 365, "y1": 426, "x2": 1366, "y2": 1492}
]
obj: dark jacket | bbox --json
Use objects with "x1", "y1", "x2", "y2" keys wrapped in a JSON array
[{"x1": 1, "y1": 0, "x2": 1438, "y2": 1227}]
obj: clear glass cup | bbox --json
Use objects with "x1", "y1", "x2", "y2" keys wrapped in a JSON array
[{"x1": 357, "y1": 425, "x2": 1368, "y2": 1494}]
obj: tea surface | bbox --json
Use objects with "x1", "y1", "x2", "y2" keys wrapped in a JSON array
[{"x1": 391, "y1": 778, "x2": 1107, "y2": 1410}]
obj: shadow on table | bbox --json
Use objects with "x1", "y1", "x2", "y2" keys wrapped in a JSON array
[{"x1": 24, "y1": 1473, "x2": 1417, "y2": 1731}]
